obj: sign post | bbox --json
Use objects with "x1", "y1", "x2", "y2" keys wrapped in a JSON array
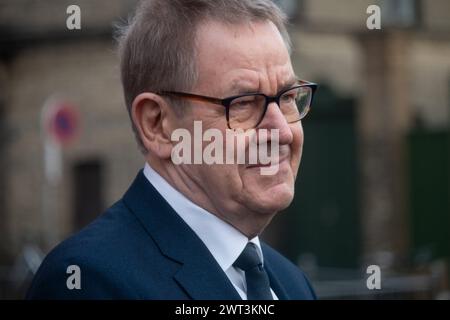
[{"x1": 40, "y1": 97, "x2": 79, "y2": 248}]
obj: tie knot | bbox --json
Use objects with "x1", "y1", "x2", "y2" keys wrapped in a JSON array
[{"x1": 233, "y1": 242, "x2": 262, "y2": 271}]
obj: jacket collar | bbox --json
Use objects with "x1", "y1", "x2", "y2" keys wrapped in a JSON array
[{"x1": 123, "y1": 170, "x2": 242, "y2": 300}]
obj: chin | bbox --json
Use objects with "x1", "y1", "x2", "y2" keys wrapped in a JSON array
[{"x1": 253, "y1": 183, "x2": 295, "y2": 213}]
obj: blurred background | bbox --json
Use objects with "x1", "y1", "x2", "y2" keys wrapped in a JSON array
[{"x1": 0, "y1": 0, "x2": 449, "y2": 299}]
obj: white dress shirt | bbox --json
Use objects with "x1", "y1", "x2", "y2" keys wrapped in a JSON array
[{"x1": 143, "y1": 163, "x2": 278, "y2": 300}]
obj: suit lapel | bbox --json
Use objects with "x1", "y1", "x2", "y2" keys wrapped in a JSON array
[
  {"x1": 123, "y1": 170, "x2": 241, "y2": 300},
  {"x1": 173, "y1": 256, "x2": 241, "y2": 300},
  {"x1": 264, "y1": 260, "x2": 289, "y2": 300}
]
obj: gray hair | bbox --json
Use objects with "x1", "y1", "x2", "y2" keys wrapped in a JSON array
[{"x1": 117, "y1": 0, "x2": 291, "y2": 153}]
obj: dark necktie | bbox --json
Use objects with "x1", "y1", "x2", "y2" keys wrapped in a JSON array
[{"x1": 233, "y1": 242, "x2": 273, "y2": 300}]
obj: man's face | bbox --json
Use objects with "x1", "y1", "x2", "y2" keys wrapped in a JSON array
[{"x1": 170, "y1": 20, "x2": 303, "y2": 230}]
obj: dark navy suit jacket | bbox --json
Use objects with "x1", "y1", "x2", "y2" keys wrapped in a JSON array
[{"x1": 27, "y1": 171, "x2": 316, "y2": 299}]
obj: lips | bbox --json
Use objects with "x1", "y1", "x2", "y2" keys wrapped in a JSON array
[{"x1": 246, "y1": 154, "x2": 289, "y2": 169}]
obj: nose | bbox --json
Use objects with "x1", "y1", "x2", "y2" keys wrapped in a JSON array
[{"x1": 257, "y1": 101, "x2": 294, "y2": 145}]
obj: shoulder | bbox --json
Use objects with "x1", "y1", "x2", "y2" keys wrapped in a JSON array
[
  {"x1": 261, "y1": 242, "x2": 317, "y2": 300},
  {"x1": 26, "y1": 200, "x2": 153, "y2": 299}
]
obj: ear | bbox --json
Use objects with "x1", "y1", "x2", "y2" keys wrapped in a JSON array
[{"x1": 131, "y1": 92, "x2": 173, "y2": 159}]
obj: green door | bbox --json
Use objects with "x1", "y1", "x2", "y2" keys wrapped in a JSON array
[{"x1": 409, "y1": 130, "x2": 450, "y2": 264}]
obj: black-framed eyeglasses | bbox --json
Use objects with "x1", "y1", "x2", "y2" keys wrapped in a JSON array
[{"x1": 159, "y1": 79, "x2": 318, "y2": 130}]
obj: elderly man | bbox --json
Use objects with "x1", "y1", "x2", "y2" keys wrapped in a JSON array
[{"x1": 27, "y1": 0, "x2": 317, "y2": 300}]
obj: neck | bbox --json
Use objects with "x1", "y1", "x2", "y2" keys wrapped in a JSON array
[{"x1": 146, "y1": 157, "x2": 275, "y2": 238}]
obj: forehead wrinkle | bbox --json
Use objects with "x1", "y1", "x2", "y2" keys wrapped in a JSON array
[
  {"x1": 256, "y1": 64, "x2": 295, "y2": 95},
  {"x1": 225, "y1": 71, "x2": 260, "y2": 95},
  {"x1": 196, "y1": 20, "x2": 294, "y2": 96},
  {"x1": 226, "y1": 66, "x2": 296, "y2": 97}
]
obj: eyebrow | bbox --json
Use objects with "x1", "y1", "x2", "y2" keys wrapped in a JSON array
[
  {"x1": 228, "y1": 81, "x2": 259, "y2": 96},
  {"x1": 278, "y1": 76, "x2": 299, "y2": 92},
  {"x1": 227, "y1": 75, "x2": 299, "y2": 97}
]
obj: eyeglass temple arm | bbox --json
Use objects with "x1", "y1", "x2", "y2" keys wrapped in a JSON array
[{"x1": 160, "y1": 91, "x2": 225, "y2": 107}]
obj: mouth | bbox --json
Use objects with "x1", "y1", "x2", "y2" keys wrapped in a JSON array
[{"x1": 246, "y1": 154, "x2": 289, "y2": 169}]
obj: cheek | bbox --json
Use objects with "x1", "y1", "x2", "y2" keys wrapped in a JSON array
[
  {"x1": 201, "y1": 163, "x2": 245, "y2": 212},
  {"x1": 199, "y1": 163, "x2": 243, "y2": 196},
  {"x1": 291, "y1": 124, "x2": 304, "y2": 173}
]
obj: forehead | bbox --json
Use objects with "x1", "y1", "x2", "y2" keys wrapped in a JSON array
[{"x1": 195, "y1": 20, "x2": 294, "y2": 94}]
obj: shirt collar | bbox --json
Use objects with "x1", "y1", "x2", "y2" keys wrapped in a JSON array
[{"x1": 143, "y1": 163, "x2": 263, "y2": 271}]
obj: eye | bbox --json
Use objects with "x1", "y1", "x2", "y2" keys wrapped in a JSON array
[
  {"x1": 230, "y1": 96, "x2": 258, "y2": 109},
  {"x1": 280, "y1": 92, "x2": 296, "y2": 104}
]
